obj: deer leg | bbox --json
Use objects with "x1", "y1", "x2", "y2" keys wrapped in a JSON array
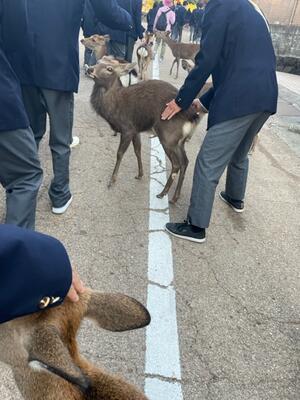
[
  {"x1": 170, "y1": 58, "x2": 176, "y2": 76},
  {"x1": 175, "y1": 58, "x2": 180, "y2": 79},
  {"x1": 156, "y1": 149, "x2": 180, "y2": 199},
  {"x1": 170, "y1": 144, "x2": 189, "y2": 204},
  {"x1": 132, "y1": 133, "x2": 144, "y2": 179},
  {"x1": 108, "y1": 133, "x2": 133, "y2": 188}
]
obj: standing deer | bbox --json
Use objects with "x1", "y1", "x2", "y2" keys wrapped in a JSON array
[
  {"x1": 81, "y1": 35, "x2": 110, "y2": 62},
  {"x1": 0, "y1": 289, "x2": 150, "y2": 400},
  {"x1": 136, "y1": 32, "x2": 154, "y2": 81},
  {"x1": 155, "y1": 31, "x2": 200, "y2": 79},
  {"x1": 88, "y1": 60, "x2": 204, "y2": 204}
]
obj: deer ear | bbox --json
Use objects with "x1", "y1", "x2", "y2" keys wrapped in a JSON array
[
  {"x1": 28, "y1": 326, "x2": 89, "y2": 393},
  {"x1": 118, "y1": 62, "x2": 137, "y2": 76},
  {"x1": 86, "y1": 292, "x2": 151, "y2": 332}
]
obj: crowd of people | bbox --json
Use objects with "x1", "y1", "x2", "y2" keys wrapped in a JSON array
[{"x1": 147, "y1": 0, "x2": 206, "y2": 44}]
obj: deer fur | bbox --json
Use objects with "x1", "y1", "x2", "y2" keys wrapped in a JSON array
[
  {"x1": 155, "y1": 31, "x2": 200, "y2": 79},
  {"x1": 0, "y1": 289, "x2": 150, "y2": 400},
  {"x1": 136, "y1": 32, "x2": 154, "y2": 81},
  {"x1": 81, "y1": 35, "x2": 110, "y2": 62},
  {"x1": 88, "y1": 61, "x2": 204, "y2": 204}
]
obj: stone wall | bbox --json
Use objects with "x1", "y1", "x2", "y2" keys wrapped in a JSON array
[
  {"x1": 271, "y1": 24, "x2": 300, "y2": 75},
  {"x1": 256, "y1": 0, "x2": 300, "y2": 25}
]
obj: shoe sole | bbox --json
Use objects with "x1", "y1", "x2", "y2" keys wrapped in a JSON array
[
  {"x1": 165, "y1": 226, "x2": 206, "y2": 243},
  {"x1": 219, "y1": 192, "x2": 244, "y2": 213},
  {"x1": 52, "y1": 196, "x2": 73, "y2": 215}
]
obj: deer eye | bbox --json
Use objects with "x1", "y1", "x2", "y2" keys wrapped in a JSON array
[{"x1": 106, "y1": 66, "x2": 113, "y2": 72}]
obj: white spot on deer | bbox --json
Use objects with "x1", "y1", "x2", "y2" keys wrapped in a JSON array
[
  {"x1": 137, "y1": 47, "x2": 149, "y2": 58},
  {"x1": 171, "y1": 172, "x2": 178, "y2": 179},
  {"x1": 182, "y1": 122, "x2": 193, "y2": 138},
  {"x1": 29, "y1": 360, "x2": 47, "y2": 372}
]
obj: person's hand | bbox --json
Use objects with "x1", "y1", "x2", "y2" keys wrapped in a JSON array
[
  {"x1": 67, "y1": 268, "x2": 85, "y2": 302},
  {"x1": 161, "y1": 99, "x2": 182, "y2": 120}
]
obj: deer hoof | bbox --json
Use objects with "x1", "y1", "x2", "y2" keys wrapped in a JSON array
[
  {"x1": 156, "y1": 192, "x2": 165, "y2": 199},
  {"x1": 135, "y1": 174, "x2": 143, "y2": 180},
  {"x1": 108, "y1": 176, "x2": 117, "y2": 188},
  {"x1": 169, "y1": 197, "x2": 178, "y2": 204}
]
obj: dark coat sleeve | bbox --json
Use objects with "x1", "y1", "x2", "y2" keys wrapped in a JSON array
[
  {"x1": 175, "y1": 0, "x2": 229, "y2": 110},
  {"x1": 0, "y1": 225, "x2": 72, "y2": 324},
  {"x1": 200, "y1": 87, "x2": 215, "y2": 110},
  {"x1": 90, "y1": 0, "x2": 133, "y2": 31},
  {"x1": 133, "y1": 0, "x2": 144, "y2": 39}
]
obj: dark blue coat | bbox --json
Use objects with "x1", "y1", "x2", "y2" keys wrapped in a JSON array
[
  {"x1": 97, "y1": 0, "x2": 132, "y2": 45},
  {"x1": 129, "y1": 0, "x2": 144, "y2": 40},
  {"x1": 175, "y1": 5, "x2": 186, "y2": 26},
  {"x1": 191, "y1": 8, "x2": 204, "y2": 28},
  {"x1": 1, "y1": 0, "x2": 132, "y2": 93},
  {"x1": 82, "y1": 0, "x2": 101, "y2": 38},
  {"x1": 147, "y1": 5, "x2": 160, "y2": 33},
  {"x1": 176, "y1": 0, "x2": 278, "y2": 129},
  {"x1": 0, "y1": 225, "x2": 72, "y2": 324}
]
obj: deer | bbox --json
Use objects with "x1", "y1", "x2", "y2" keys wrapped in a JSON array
[
  {"x1": 88, "y1": 60, "x2": 205, "y2": 204},
  {"x1": 136, "y1": 32, "x2": 154, "y2": 81},
  {"x1": 0, "y1": 288, "x2": 150, "y2": 400},
  {"x1": 81, "y1": 35, "x2": 110, "y2": 62},
  {"x1": 155, "y1": 31, "x2": 200, "y2": 79}
]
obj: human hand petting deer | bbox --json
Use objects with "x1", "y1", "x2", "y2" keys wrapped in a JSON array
[{"x1": 161, "y1": 98, "x2": 208, "y2": 120}]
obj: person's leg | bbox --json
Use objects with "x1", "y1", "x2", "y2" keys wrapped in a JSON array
[
  {"x1": 188, "y1": 113, "x2": 263, "y2": 228},
  {"x1": 178, "y1": 25, "x2": 183, "y2": 42},
  {"x1": 21, "y1": 86, "x2": 47, "y2": 148},
  {"x1": 160, "y1": 40, "x2": 166, "y2": 61},
  {"x1": 108, "y1": 41, "x2": 126, "y2": 60},
  {"x1": 40, "y1": 89, "x2": 73, "y2": 209},
  {"x1": 225, "y1": 112, "x2": 270, "y2": 201},
  {"x1": 84, "y1": 48, "x2": 92, "y2": 65},
  {"x1": 125, "y1": 36, "x2": 136, "y2": 62},
  {"x1": 0, "y1": 128, "x2": 43, "y2": 229},
  {"x1": 153, "y1": 36, "x2": 161, "y2": 58}
]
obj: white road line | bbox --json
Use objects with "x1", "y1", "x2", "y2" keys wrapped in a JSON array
[{"x1": 145, "y1": 57, "x2": 183, "y2": 400}]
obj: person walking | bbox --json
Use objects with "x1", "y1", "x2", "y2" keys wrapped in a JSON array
[
  {"x1": 161, "y1": 0, "x2": 278, "y2": 243},
  {"x1": 0, "y1": 46, "x2": 43, "y2": 230},
  {"x1": 172, "y1": 0, "x2": 187, "y2": 42},
  {"x1": 125, "y1": 0, "x2": 145, "y2": 62},
  {"x1": 153, "y1": 0, "x2": 176, "y2": 62},
  {"x1": 1, "y1": 0, "x2": 132, "y2": 215},
  {"x1": 192, "y1": 3, "x2": 205, "y2": 43},
  {"x1": 147, "y1": 1, "x2": 160, "y2": 33}
]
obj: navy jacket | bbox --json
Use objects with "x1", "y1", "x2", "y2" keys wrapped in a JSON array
[
  {"x1": 1, "y1": 0, "x2": 132, "y2": 93},
  {"x1": 0, "y1": 225, "x2": 72, "y2": 324},
  {"x1": 82, "y1": 0, "x2": 101, "y2": 38},
  {"x1": 175, "y1": 5, "x2": 186, "y2": 26},
  {"x1": 97, "y1": 0, "x2": 132, "y2": 45},
  {"x1": 129, "y1": 0, "x2": 144, "y2": 40},
  {"x1": 176, "y1": 0, "x2": 278, "y2": 129},
  {"x1": 191, "y1": 8, "x2": 204, "y2": 28},
  {"x1": 147, "y1": 5, "x2": 160, "y2": 33}
]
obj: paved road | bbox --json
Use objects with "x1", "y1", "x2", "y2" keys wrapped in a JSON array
[{"x1": 0, "y1": 40, "x2": 299, "y2": 400}]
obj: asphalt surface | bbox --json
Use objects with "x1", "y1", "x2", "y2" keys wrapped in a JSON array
[{"x1": 0, "y1": 37, "x2": 299, "y2": 400}]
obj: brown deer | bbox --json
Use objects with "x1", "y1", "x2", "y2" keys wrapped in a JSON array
[
  {"x1": 136, "y1": 32, "x2": 154, "y2": 81},
  {"x1": 81, "y1": 35, "x2": 110, "y2": 62},
  {"x1": 88, "y1": 60, "x2": 204, "y2": 204},
  {"x1": 155, "y1": 31, "x2": 200, "y2": 79},
  {"x1": 0, "y1": 289, "x2": 150, "y2": 400}
]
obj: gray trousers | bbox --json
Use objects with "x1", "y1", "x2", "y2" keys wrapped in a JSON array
[
  {"x1": 0, "y1": 128, "x2": 43, "y2": 229},
  {"x1": 108, "y1": 41, "x2": 126, "y2": 60},
  {"x1": 188, "y1": 112, "x2": 270, "y2": 228},
  {"x1": 22, "y1": 86, "x2": 73, "y2": 208}
]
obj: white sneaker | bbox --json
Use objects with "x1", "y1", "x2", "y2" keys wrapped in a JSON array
[
  {"x1": 70, "y1": 136, "x2": 80, "y2": 148},
  {"x1": 52, "y1": 196, "x2": 73, "y2": 215}
]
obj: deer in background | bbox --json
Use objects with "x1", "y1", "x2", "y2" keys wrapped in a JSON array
[
  {"x1": 155, "y1": 31, "x2": 200, "y2": 79},
  {"x1": 88, "y1": 60, "x2": 205, "y2": 204},
  {"x1": 0, "y1": 289, "x2": 150, "y2": 400},
  {"x1": 136, "y1": 32, "x2": 154, "y2": 81},
  {"x1": 81, "y1": 35, "x2": 110, "y2": 62}
]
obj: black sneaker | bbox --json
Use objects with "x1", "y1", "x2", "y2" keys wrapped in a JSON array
[
  {"x1": 165, "y1": 221, "x2": 206, "y2": 243},
  {"x1": 219, "y1": 191, "x2": 244, "y2": 213}
]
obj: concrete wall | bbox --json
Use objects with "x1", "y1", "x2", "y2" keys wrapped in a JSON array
[
  {"x1": 271, "y1": 24, "x2": 300, "y2": 74},
  {"x1": 256, "y1": 0, "x2": 300, "y2": 25}
]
